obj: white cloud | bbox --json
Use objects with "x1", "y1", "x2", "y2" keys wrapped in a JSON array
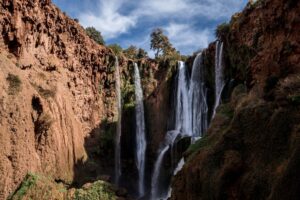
[
  {"x1": 76, "y1": 0, "x2": 247, "y2": 53},
  {"x1": 79, "y1": 0, "x2": 137, "y2": 39},
  {"x1": 165, "y1": 23, "x2": 211, "y2": 54}
]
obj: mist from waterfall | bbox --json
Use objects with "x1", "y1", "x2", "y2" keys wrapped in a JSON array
[
  {"x1": 213, "y1": 41, "x2": 225, "y2": 117},
  {"x1": 114, "y1": 57, "x2": 122, "y2": 185},
  {"x1": 134, "y1": 63, "x2": 146, "y2": 197}
]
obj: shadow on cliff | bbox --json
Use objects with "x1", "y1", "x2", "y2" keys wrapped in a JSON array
[{"x1": 72, "y1": 119, "x2": 116, "y2": 188}]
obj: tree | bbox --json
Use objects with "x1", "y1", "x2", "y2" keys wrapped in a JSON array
[
  {"x1": 137, "y1": 48, "x2": 148, "y2": 59},
  {"x1": 150, "y1": 28, "x2": 172, "y2": 58},
  {"x1": 123, "y1": 45, "x2": 138, "y2": 59},
  {"x1": 85, "y1": 27, "x2": 105, "y2": 45},
  {"x1": 108, "y1": 44, "x2": 123, "y2": 56}
]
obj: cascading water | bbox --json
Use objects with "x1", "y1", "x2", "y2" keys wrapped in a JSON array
[
  {"x1": 189, "y1": 53, "x2": 208, "y2": 139},
  {"x1": 151, "y1": 130, "x2": 181, "y2": 200},
  {"x1": 134, "y1": 63, "x2": 146, "y2": 197},
  {"x1": 151, "y1": 61, "x2": 190, "y2": 200},
  {"x1": 175, "y1": 61, "x2": 192, "y2": 136},
  {"x1": 213, "y1": 41, "x2": 225, "y2": 116},
  {"x1": 114, "y1": 57, "x2": 122, "y2": 185},
  {"x1": 151, "y1": 58, "x2": 211, "y2": 199}
]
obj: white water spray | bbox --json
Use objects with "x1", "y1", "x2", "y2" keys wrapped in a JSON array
[
  {"x1": 134, "y1": 63, "x2": 146, "y2": 197},
  {"x1": 213, "y1": 41, "x2": 225, "y2": 116}
]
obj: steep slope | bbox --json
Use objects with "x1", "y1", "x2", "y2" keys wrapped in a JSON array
[
  {"x1": 0, "y1": 0, "x2": 118, "y2": 198},
  {"x1": 171, "y1": 0, "x2": 300, "y2": 199}
]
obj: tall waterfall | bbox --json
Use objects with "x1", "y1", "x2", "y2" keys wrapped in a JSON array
[
  {"x1": 189, "y1": 53, "x2": 208, "y2": 139},
  {"x1": 213, "y1": 41, "x2": 225, "y2": 116},
  {"x1": 134, "y1": 63, "x2": 146, "y2": 197},
  {"x1": 151, "y1": 61, "x2": 190, "y2": 200},
  {"x1": 114, "y1": 57, "x2": 122, "y2": 185},
  {"x1": 175, "y1": 61, "x2": 192, "y2": 136},
  {"x1": 151, "y1": 58, "x2": 211, "y2": 199}
]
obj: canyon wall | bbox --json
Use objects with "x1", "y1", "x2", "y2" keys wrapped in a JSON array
[
  {"x1": 0, "y1": 0, "x2": 120, "y2": 198},
  {"x1": 171, "y1": 0, "x2": 300, "y2": 199}
]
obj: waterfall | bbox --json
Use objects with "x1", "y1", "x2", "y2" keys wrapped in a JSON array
[
  {"x1": 151, "y1": 130, "x2": 181, "y2": 200},
  {"x1": 173, "y1": 158, "x2": 185, "y2": 176},
  {"x1": 213, "y1": 41, "x2": 225, "y2": 116},
  {"x1": 189, "y1": 53, "x2": 208, "y2": 139},
  {"x1": 134, "y1": 63, "x2": 146, "y2": 197},
  {"x1": 114, "y1": 57, "x2": 122, "y2": 185},
  {"x1": 151, "y1": 61, "x2": 190, "y2": 199},
  {"x1": 151, "y1": 58, "x2": 210, "y2": 199},
  {"x1": 175, "y1": 61, "x2": 192, "y2": 136},
  {"x1": 164, "y1": 158, "x2": 185, "y2": 200},
  {"x1": 151, "y1": 146, "x2": 170, "y2": 200}
]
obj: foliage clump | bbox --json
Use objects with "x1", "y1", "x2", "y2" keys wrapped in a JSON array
[
  {"x1": 85, "y1": 27, "x2": 105, "y2": 45},
  {"x1": 108, "y1": 44, "x2": 123, "y2": 56},
  {"x1": 150, "y1": 28, "x2": 180, "y2": 60},
  {"x1": 123, "y1": 45, "x2": 148, "y2": 59},
  {"x1": 6, "y1": 73, "x2": 22, "y2": 95},
  {"x1": 215, "y1": 23, "x2": 230, "y2": 40},
  {"x1": 74, "y1": 181, "x2": 116, "y2": 200},
  {"x1": 9, "y1": 173, "x2": 39, "y2": 200}
]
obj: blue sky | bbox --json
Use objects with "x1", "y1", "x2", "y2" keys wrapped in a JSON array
[{"x1": 53, "y1": 0, "x2": 248, "y2": 56}]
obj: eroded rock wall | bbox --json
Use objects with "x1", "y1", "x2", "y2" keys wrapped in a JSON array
[
  {"x1": 0, "y1": 0, "x2": 119, "y2": 198},
  {"x1": 171, "y1": 0, "x2": 300, "y2": 199}
]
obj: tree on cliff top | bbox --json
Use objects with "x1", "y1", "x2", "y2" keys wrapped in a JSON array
[
  {"x1": 85, "y1": 27, "x2": 105, "y2": 45},
  {"x1": 150, "y1": 28, "x2": 173, "y2": 58},
  {"x1": 123, "y1": 45, "x2": 138, "y2": 59}
]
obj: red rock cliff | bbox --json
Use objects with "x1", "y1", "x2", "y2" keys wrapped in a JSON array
[{"x1": 0, "y1": 0, "x2": 120, "y2": 198}]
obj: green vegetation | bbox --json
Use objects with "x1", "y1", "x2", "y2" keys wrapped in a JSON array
[
  {"x1": 6, "y1": 73, "x2": 22, "y2": 95},
  {"x1": 74, "y1": 181, "x2": 116, "y2": 200},
  {"x1": 99, "y1": 119, "x2": 116, "y2": 156},
  {"x1": 123, "y1": 46, "x2": 148, "y2": 60},
  {"x1": 108, "y1": 44, "x2": 123, "y2": 56},
  {"x1": 85, "y1": 27, "x2": 105, "y2": 45},
  {"x1": 123, "y1": 45, "x2": 138, "y2": 59},
  {"x1": 215, "y1": 22, "x2": 230, "y2": 40},
  {"x1": 137, "y1": 48, "x2": 148, "y2": 59},
  {"x1": 9, "y1": 173, "x2": 39, "y2": 200},
  {"x1": 150, "y1": 28, "x2": 180, "y2": 61},
  {"x1": 186, "y1": 135, "x2": 210, "y2": 156},
  {"x1": 218, "y1": 104, "x2": 234, "y2": 118}
]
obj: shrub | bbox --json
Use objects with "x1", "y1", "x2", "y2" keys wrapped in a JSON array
[
  {"x1": 6, "y1": 73, "x2": 22, "y2": 95},
  {"x1": 108, "y1": 44, "x2": 123, "y2": 56},
  {"x1": 215, "y1": 23, "x2": 230, "y2": 40},
  {"x1": 186, "y1": 135, "x2": 210, "y2": 156},
  {"x1": 85, "y1": 27, "x2": 105, "y2": 45},
  {"x1": 123, "y1": 45, "x2": 138, "y2": 59},
  {"x1": 9, "y1": 173, "x2": 39, "y2": 200},
  {"x1": 74, "y1": 181, "x2": 116, "y2": 200}
]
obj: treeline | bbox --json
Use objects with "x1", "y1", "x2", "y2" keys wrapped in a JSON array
[{"x1": 84, "y1": 26, "x2": 186, "y2": 62}]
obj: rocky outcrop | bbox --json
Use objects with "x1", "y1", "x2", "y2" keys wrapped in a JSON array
[
  {"x1": 0, "y1": 0, "x2": 120, "y2": 198},
  {"x1": 171, "y1": 0, "x2": 300, "y2": 199}
]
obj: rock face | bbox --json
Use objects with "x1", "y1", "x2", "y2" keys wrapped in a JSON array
[
  {"x1": 0, "y1": 0, "x2": 119, "y2": 198},
  {"x1": 171, "y1": 0, "x2": 300, "y2": 200}
]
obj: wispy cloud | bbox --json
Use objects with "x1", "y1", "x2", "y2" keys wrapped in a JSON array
[
  {"x1": 56, "y1": 0, "x2": 248, "y2": 55},
  {"x1": 79, "y1": 0, "x2": 137, "y2": 39},
  {"x1": 165, "y1": 23, "x2": 211, "y2": 54}
]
